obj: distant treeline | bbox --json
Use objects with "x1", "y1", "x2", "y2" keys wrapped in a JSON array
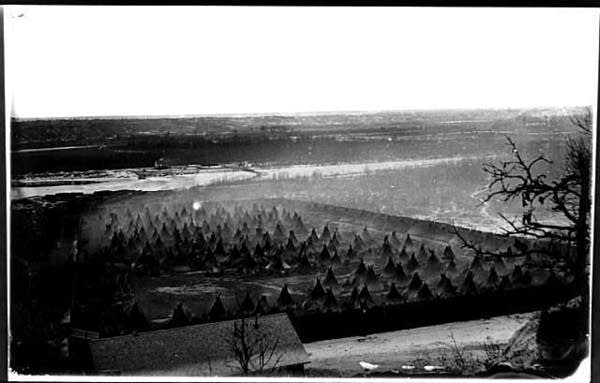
[{"x1": 10, "y1": 108, "x2": 581, "y2": 150}]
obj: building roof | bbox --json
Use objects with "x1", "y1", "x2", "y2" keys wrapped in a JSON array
[{"x1": 89, "y1": 313, "x2": 309, "y2": 376}]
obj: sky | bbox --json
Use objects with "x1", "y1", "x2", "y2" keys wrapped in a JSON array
[{"x1": 5, "y1": 6, "x2": 600, "y2": 118}]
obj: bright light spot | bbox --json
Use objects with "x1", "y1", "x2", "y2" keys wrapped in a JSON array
[{"x1": 192, "y1": 201, "x2": 201, "y2": 211}]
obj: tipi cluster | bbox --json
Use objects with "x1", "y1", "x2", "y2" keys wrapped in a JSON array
[{"x1": 92, "y1": 201, "x2": 565, "y2": 323}]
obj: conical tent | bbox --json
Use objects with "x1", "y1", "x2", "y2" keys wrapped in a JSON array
[
  {"x1": 354, "y1": 259, "x2": 367, "y2": 280},
  {"x1": 282, "y1": 209, "x2": 292, "y2": 226},
  {"x1": 417, "y1": 244, "x2": 429, "y2": 263},
  {"x1": 417, "y1": 282, "x2": 433, "y2": 300},
  {"x1": 321, "y1": 226, "x2": 331, "y2": 242},
  {"x1": 333, "y1": 229, "x2": 343, "y2": 243},
  {"x1": 134, "y1": 215, "x2": 142, "y2": 229},
  {"x1": 390, "y1": 231, "x2": 401, "y2": 248},
  {"x1": 366, "y1": 265, "x2": 379, "y2": 284},
  {"x1": 405, "y1": 253, "x2": 420, "y2": 272},
  {"x1": 353, "y1": 234, "x2": 366, "y2": 252},
  {"x1": 310, "y1": 277, "x2": 327, "y2": 300},
  {"x1": 427, "y1": 249, "x2": 440, "y2": 265},
  {"x1": 319, "y1": 244, "x2": 331, "y2": 261},
  {"x1": 361, "y1": 226, "x2": 373, "y2": 244},
  {"x1": 181, "y1": 223, "x2": 192, "y2": 241},
  {"x1": 306, "y1": 236, "x2": 319, "y2": 252},
  {"x1": 358, "y1": 284, "x2": 373, "y2": 302},
  {"x1": 437, "y1": 273, "x2": 456, "y2": 295},
  {"x1": 294, "y1": 217, "x2": 309, "y2": 237},
  {"x1": 161, "y1": 223, "x2": 172, "y2": 240},
  {"x1": 425, "y1": 249, "x2": 442, "y2": 273},
  {"x1": 398, "y1": 246, "x2": 409, "y2": 260},
  {"x1": 443, "y1": 245, "x2": 455, "y2": 260},
  {"x1": 126, "y1": 301, "x2": 151, "y2": 332},
  {"x1": 470, "y1": 254, "x2": 483, "y2": 271},
  {"x1": 226, "y1": 244, "x2": 239, "y2": 262},
  {"x1": 523, "y1": 252, "x2": 535, "y2": 267},
  {"x1": 386, "y1": 282, "x2": 403, "y2": 300},
  {"x1": 383, "y1": 256, "x2": 396, "y2": 277},
  {"x1": 254, "y1": 226, "x2": 264, "y2": 242},
  {"x1": 273, "y1": 222, "x2": 286, "y2": 242},
  {"x1": 330, "y1": 232, "x2": 340, "y2": 248},
  {"x1": 487, "y1": 266, "x2": 499, "y2": 286},
  {"x1": 209, "y1": 295, "x2": 227, "y2": 320},
  {"x1": 446, "y1": 259, "x2": 458, "y2": 274},
  {"x1": 322, "y1": 267, "x2": 339, "y2": 288},
  {"x1": 493, "y1": 255, "x2": 507, "y2": 274},
  {"x1": 323, "y1": 288, "x2": 339, "y2": 310},
  {"x1": 239, "y1": 291, "x2": 255, "y2": 314},
  {"x1": 394, "y1": 263, "x2": 407, "y2": 282},
  {"x1": 151, "y1": 228, "x2": 160, "y2": 241},
  {"x1": 327, "y1": 239, "x2": 338, "y2": 253},
  {"x1": 240, "y1": 242, "x2": 253, "y2": 259},
  {"x1": 213, "y1": 238, "x2": 226, "y2": 256},
  {"x1": 379, "y1": 236, "x2": 394, "y2": 258},
  {"x1": 511, "y1": 265, "x2": 523, "y2": 283},
  {"x1": 498, "y1": 275, "x2": 511, "y2": 290},
  {"x1": 309, "y1": 228, "x2": 319, "y2": 242},
  {"x1": 330, "y1": 250, "x2": 341, "y2": 264},
  {"x1": 232, "y1": 228, "x2": 242, "y2": 242},
  {"x1": 262, "y1": 233, "x2": 273, "y2": 251},
  {"x1": 286, "y1": 237, "x2": 297, "y2": 252},
  {"x1": 169, "y1": 303, "x2": 190, "y2": 328},
  {"x1": 241, "y1": 222, "x2": 251, "y2": 235},
  {"x1": 350, "y1": 285, "x2": 359, "y2": 302},
  {"x1": 154, "y1": 235, "x2": 164, "y2": 250},
  {"x1": 208, "y1": 232, "x2": 217, "y2": 249},
  {"x1": 404, "y1": 233, "x2": 413, "y2": 247},
  {"x1": 408, "y1": 272, "x2": 423, "y2": 290},
  {"x1": 277, "y1": 284, "x2": 295, "y2": 307},
  {"x1": 255, "y1": 294, "x2": 271, "y2": 314},
  {"x1": 297, "y1": 251, "x2": 312, "y2": 269},
  {"x1": 222, "y1": 221, "x2": 233, "y2": 239},
  {"x1": 460, "y1": 271, "x2": 478, "y2": 295},
  {"x1": 248, "y1": 242, "x2": 266, "y2": 261},
  {"x1": 346, "y1": 244, "x2": 356, "y2": 259},
  {"x1": 288, "y1": 230, "x2": 299, "y2": 247}
]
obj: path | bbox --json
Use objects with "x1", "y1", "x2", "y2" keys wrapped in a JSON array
[{"x1": 304, "y1": 311, "x2": 535, "y2": 376}]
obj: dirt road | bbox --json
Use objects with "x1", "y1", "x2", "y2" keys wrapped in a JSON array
[{"x1": 304, "y1": 311, "x2": 536, "y2": 376}]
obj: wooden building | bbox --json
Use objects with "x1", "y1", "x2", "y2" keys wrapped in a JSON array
[{"x1": 88, "y1": 313, "x2": 309, "y2": 376}]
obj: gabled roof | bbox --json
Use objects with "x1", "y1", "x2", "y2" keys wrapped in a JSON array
[{"x1": 89, "y1": 313, "x2": 309, "y2": 376}]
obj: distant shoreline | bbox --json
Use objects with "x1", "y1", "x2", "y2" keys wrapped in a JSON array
[
  {"x1": 10, "y1": 105, "x2": 587, "y2": 122},
  {"x1": 12, "y1": 144, "x2": 102, "y2": 153}
]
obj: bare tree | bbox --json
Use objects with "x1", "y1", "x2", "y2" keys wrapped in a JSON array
[
  {"x1": 228, "y1": 314, "x2": 283, "y2": 375},
  {"x1": 453, "y1": 108, "x2": 592, "y2": 293}
]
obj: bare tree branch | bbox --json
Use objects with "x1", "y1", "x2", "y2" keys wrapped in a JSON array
[
  {"x1": 229, "y1": 314, "x2": 283, "y2": 374},
  {"x1": 458, "y1": 110, "x2": 592, "y2": 285}
]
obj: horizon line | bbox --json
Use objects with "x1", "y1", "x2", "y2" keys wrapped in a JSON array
[{"x1": 10, "y1": 105, "x2": 590, "y2": 122}]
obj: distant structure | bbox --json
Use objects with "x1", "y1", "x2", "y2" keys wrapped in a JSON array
[
  {"x1": 88, "y1": 313, "x2": 309, "y2": 376},
  {"x1": 154, "y1": 157, "x2": 168, "y2": 170}
]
